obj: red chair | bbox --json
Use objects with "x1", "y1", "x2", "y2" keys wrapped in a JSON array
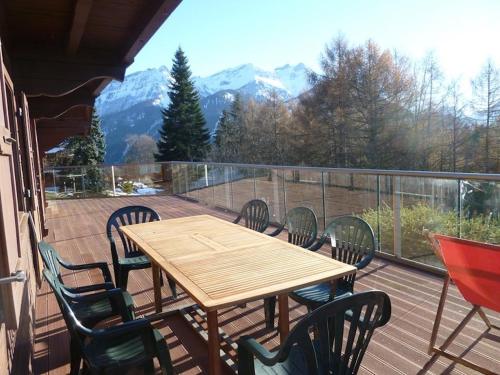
[{"x1": 427, "y1": 233, "x2": 500, "y2": 374}]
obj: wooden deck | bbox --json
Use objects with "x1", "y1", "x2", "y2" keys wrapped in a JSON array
[{"x1": 34, "y1": 196, "x2": 500, "y2": 375}]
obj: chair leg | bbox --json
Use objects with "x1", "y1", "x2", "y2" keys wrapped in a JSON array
[
  {"x1": 119, "y1": 269, "x2": 130, "y2": 290},
  {"x1": 428, "y1": 275, "x2": 450, "y2": 354},
  {"x1": 264, "y1": 296, "x2": 276, "y2": 329},
  {"x1": 477, "y1": 307, "x2": 500, "y2": 330},
  {"x1": 143, "y1": 359, "x2": 155, "y2": 374},
  {"x1": 166, "y1": 276, "x2": 177, "y2": 299},
  {"x1": 69, "y1": 338, "x2": 81, "y2": 375}
]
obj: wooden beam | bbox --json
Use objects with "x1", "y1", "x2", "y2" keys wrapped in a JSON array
[
  {"x1": 29, "y1": 88, "x2": 95, "y2": 119},
  {"x1": 67, "y1": 0, "x2": 94, "y2": 56},
  {"x1": 123, "y1": 0, "x2": 182, "y2": 63},
  {"x1": 12, "y1": 53, "x2": 126, "y2": 96}
]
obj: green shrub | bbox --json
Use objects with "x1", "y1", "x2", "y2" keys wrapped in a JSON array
[
  {"x1": 121, "y1": 181, "x2": 135, "y2": 194},
  {"x1": 362, "y1": 203, "x2": 500, "y2": 261}
]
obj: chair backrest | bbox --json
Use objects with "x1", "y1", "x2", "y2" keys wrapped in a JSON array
[
  {"x1": 106, "y1": 206, "x2": 160, "y2": 260},
  {"x1": 285, "y1": 207, "x2": 318, "y2": 248},
  {"x1": 433, "y1": 234, "x2": 500, "y2": 313},
  {"x1": 236, "y1": 199, "x2": 270, "y2": 233},
  {"x1": 324, "y1": 216, "x2": 376, "y2": 291},
  {"x1": 38, "y1": 241, "x2": 62, "y2": 280},
  {"x1": 280, "y1": 291, "x2": 391, "y2": 375}
]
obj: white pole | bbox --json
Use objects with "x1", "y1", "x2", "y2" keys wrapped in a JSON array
[
  {"x1": 204, "y1": 164, "x2": 209, "y2": 187},
  {"x1": 111, "y1": 165, "x2": 116, "y2": 196}
]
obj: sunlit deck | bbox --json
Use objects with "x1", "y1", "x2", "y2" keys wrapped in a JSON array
[{"x1": 34, "y1": 195, "x2": 500, "y2": 374}]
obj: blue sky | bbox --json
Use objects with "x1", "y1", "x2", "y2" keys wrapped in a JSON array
[{"x1": 129, "y1": 0, "x2": 500, "y2": 84}]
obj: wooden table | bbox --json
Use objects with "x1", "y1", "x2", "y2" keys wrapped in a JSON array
[{"x1": 120, "y1": 214, "x2": 356, "y2": 375}]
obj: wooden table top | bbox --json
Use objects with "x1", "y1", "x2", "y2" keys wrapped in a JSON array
[{"x1": 120, "y1": 214, "x2": 356, "y2": 311}]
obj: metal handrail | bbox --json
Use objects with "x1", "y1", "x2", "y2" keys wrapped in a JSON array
[
  {"x1": 46, "y1": 161, "x2": 500, "y2": 181},
  {"x1": 169, "y1": 161, "x2": 500, "y2": 181}
]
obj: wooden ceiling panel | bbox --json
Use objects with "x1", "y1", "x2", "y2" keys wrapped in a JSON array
[{"x1": 0, "y1": 0, "x2": 182, "y2": 151}]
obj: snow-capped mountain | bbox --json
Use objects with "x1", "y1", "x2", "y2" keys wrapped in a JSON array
[
  {"x1": 193, "y1": 63, "x2": 309, "y2": 99},
  {"x1": 95, "y1": 63, "x2": 310, "y2": 163}
]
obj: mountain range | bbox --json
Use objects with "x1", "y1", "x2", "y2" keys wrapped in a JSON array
[{"x1": 95, "y1": 63, "x2": 311, "y2": 163}]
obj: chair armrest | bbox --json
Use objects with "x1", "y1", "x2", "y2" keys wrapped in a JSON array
[
  {"x1": 86, "y1": 317, "x2": 152, "y2": 339},
  {"x1": 238, "y1": 336, "x2": 279, "y2": 366},
  {"x1": 71, "y1": 288, "x2": 134, "y2": 321},
  {"x1": 301, "y1": 236, "x2": 317, "y2": 249},
  {"x1": 354, "y1": 250, "x2": 374, "y2": 270},
  {"x1": 267, "y1": 224, "x2": 284, "y2": 237},
  {"x1": 57, "y1": 257, "x2": 112, "y2": 283},
  {"x1": 308, "y1": 235, "x2": 327, "y2": 251},
  {"x1": 64, "y1": 282, "x2": 114, "y2": 294}
]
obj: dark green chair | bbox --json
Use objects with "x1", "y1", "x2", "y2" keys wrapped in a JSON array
[
  {"x1": 268, "y1": 206, "x2": 318, "y2": 248},
  {"x1": 238, "y1": 291, "x2": 391, "y2": 375},
  {"x1": 38, "y1": 241, "x2": 135, "y2": 328},
  {"x1": 234, "y1": 199, "x2": 270, "y2": 233},
  {"x1": 44, "y1": 268, "x2": 174, "y2": 375},
  {"x1": 106, "y1": 205, "x2": 177, "y2": 297},
  {"x1": 264, "y1": 207, "x2": 318, "y2": 328},
  {"x1": 291, "y1": 216, "x2": 376, "y2": 311}
]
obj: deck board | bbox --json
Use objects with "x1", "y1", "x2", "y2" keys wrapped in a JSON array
[{"x1": 34, "y1": 196, "x2": 500, "y2": 374}]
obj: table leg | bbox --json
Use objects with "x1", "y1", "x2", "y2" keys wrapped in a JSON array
[
  {"x1": 330, "y1": 279, "x2": 338, "y2": 298},
  {"x1": 278, "y1": 293, "x2": 289, "y2": 344},
  {"x1": 152, "y1": 263, "x2": 162, "y2": 313},
  {"x1": 207, "y1": 310, "x2": 221, "y2": 375}
]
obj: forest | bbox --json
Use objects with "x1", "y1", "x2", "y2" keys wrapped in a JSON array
[{"x1": 213, "y1": 36, "x2": 500, "y2": 173}]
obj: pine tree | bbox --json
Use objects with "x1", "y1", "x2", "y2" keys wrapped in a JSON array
[
  {"x1": 214, "y1": 93, "x2": 244, "y2": 162},
  {"x1": 65, "y1": 109, "x2": 106, "y2": 192},
  {"x1": 155, "y1": 47, "x2": 210, "y2": 161}
]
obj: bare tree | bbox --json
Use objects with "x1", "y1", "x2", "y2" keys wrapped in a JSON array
[
  {"x1": 124, "y1": 134, "x2": 158, "y2": 164},
  {"x1": 471, "y1": 60, "x2": 500, "y2": 172}
]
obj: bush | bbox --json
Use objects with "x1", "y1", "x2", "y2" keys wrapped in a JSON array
[
  {"x1": 362, "y1": 203, "x2": 500, "y2": 262},
  {"x1": 121, "y1": 181, "x2": 135, "y2": 194}
]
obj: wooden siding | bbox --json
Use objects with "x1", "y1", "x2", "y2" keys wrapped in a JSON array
[{"x1": 34, "y1": 196, "x2": 500, "y2": 374}]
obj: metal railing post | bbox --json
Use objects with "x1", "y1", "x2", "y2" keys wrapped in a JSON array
[
  {"x1": 376, "y1": 175, "x2": 381, "y2": 251},
  {"x1": 457, "y1": 179, "x2": 462, "y2": 238},
  {"x1": 111, "y1": 165, "x2": 116, "y2": 196},
  {"x1": 253, "y1": 168, "x2": 257, "y2": 199},
  {"x1": 321, "y1": 171, "x2": 327, "y2": 230},
  {"x1": 229, "y1": 166, "x2": 234, "y2": 210},
  {"x1": 281, "y1": 169, "x2": 287, "y2": 219},
  {"x1": 392, "y1": 176, "x2": 402, "y2": 258}
]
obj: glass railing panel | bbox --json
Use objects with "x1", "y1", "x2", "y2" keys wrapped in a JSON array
[
  {"x1": 459, "y1": 179, "x2": 500, "y2": 244},
  {"x1": 112, "y1": 163, "x2": 166, "y2": 196},
  {"x1": 323, "y1": 172, "x2": 380, "y2": 245},
  {"x1": 255, "y1": 168, "x2": 285, "y2": 224},
  {"x1": 396, "y1": 176, "x2": 458, "y2": 267},
  {"x1": 185, "y1": 163, "x2": 201, "y2": 201},
  {"x1": 230, "y1": 166, "x2": 256, "y2": 214},
  {"x1": 171, "y1": 164, "x2": 184, "y2": 195},
  {"x1": 197, "y1": 164, "x2": 215, "y2": 206},
  {"x1": 375, "y1": 175, "x2": 394, "y2": 255},
  {"x1": 44, "y1": 166, "x2": 84, "y2": 199},
  {"x1": 212, "y1": 165, "x2": 233, "y2": 210},
  {"x1": 283, "y1": 169, "x2": 324, "y2": 231}
]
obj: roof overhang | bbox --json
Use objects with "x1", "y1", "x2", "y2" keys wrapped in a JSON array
[{"x1": 0, "y1": 0, "x2": 181, "y2": 142}]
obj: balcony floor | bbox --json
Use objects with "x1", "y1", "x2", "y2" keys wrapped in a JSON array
[{"x1": 34, "y1": 195, "x2": 500, "y2": 374}]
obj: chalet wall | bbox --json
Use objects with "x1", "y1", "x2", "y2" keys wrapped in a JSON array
[{"x1": 3, "y1": 215, "x2": 38, "y2": 374}]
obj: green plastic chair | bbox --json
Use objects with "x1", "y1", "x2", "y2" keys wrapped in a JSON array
[
  {"x1": 234, "y1": 199, "x2": 270, "y2": 233},
  {"x1": 291, "y1": 216, "x2": 376, "y2": 311},
  {"x1": 38, "y1": 241, "x2": 135, "y2": 328},
  {"x1": 238, "y1": 291, "x2": 391, "y2": 375},
  {"x1": 44, "y1": 268, "x2": 174, "y2": 375},
  {"x1": 264, "y1": 207, "x2": 318, "y2": 328},
  {"x1": 106, "y1": 205, "x2": 177, "y2": 298}
]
